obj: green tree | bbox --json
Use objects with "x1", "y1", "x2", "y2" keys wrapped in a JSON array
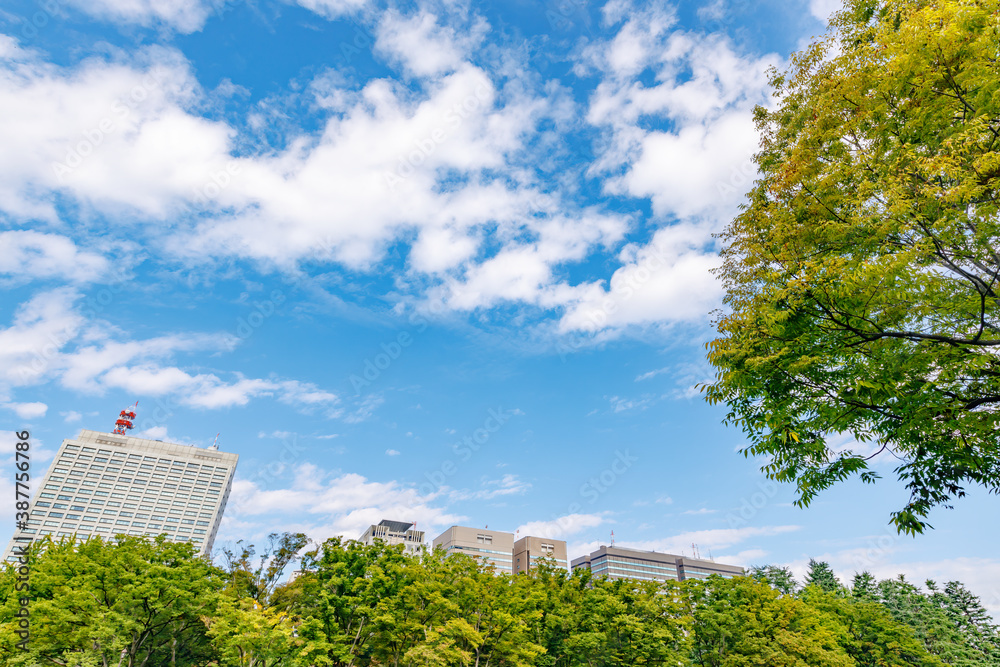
[
  {"x1": 800, "y1": 586, "x2": 943, "y2": 667},
  {"x1": 207, "y1": 596, "x2": 302, "y2": 667},
  {"x1": 927, "y1": 579, "x2": 1000, "y2": 664},
  {"x1": 560, "y1": 578, "x2": 689, "y2": 666},
  {"x1": 850, "y1": 572, "x2": 878, "y2": 600},
  {"x1": 750, "y1": 564, "x2": 800, "y2": 596},
  {"x1": 705, "y1": 0, "x2": 1000, "y2": 534},
  {"x1": 0, "y1": 535, "x2": 220, "y2": 666},
  {"x1": 875, "y1": 575, "x2": 989, "y2": 665},
  {"x1": 805, "y1": 560, "x2": 843, "y2": 594},
  {"x1": 683, "y1": 575, "x2": 853, "y2": 667},
  {"x1": 221, "y1": 531, "x2": 310, "y2": 605}
]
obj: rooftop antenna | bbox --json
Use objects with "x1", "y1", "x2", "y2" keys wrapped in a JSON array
[
  {"x1": 610, "y1": 530, "x2": 615, "y2": 547},
  {"x1": 209, "y1": 433, "x2": 220, "y2": 450},
  {"x1": 113, "y1": 401, "x2": 138, "y2": 435},
  {"x1": 692, "y1": 543, "x2": 701, "y2": 560}
]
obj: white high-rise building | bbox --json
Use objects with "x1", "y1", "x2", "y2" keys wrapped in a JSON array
[{"x1": 3, "y1": 428, "x2": 238, "y2": 562}]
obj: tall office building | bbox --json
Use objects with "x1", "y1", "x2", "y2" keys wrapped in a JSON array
[
  {"x1": 432, "y1": 526, "x2": 514, "y2": 574},
  {"x1": 3, "y1": 427, "x2": 238, "y2": 562},
  {"x1": 358, "y1": 519, "x2": 426, "y2": 555},
  {"x1": 571, "y1": 545, "x2": 743, "y2": 583},
  {"x1": 513, "y1": 535, "x2": 568, "y2": 574}
]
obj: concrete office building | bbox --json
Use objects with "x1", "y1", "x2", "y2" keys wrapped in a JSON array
[
  {"x1": 432, "y1": 526, "x2": 514, "y2": 574},
  {"x1": 513, "y1": 535, "x2": 568, "y2": 574},
  {"x1": 3, "y1": 428, "x2": 238, "y2": 562},
  {"x1": 359, "y1": 519, "x2": 425, "y2": 555},
  {"x1": 571, "y1": 546, "x2": 743, "y2": 583}
]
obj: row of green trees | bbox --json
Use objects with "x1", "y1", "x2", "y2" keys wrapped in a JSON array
[{"x1": 1, "y1": 534, "x2": 997, "y2": 666}]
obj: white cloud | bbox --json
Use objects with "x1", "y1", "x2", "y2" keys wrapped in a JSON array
[
  {"x1": 0, "y1": 289, "x2": 343, "y2": 415},
  {"x1": 0, "y1": 47, "x2": 233, "y2": 221},
  {"x1": 450, "y1": 474, "x2": 530, "y2": 501},
  {"x1": 375, "y1": 10, "x2": 489, "y2": 78},
  {"x1": 386, "y1": 448, "x2": 401, "y2": 456},
  {"x1": 295, "y1": 0, "x2": 370, "y2": 20},
  {"x1": 224, "y1": 462, "x2": 464, "y2": 542},
  {"x1": 138, "y1": 425, "x2": 169, "y2": 439},
  {"x1": 61, "y1": 410, "x2": 82, "y2": 422},
  {"x1": 0, "y1": 231, "x2": 111, "y2": 284},
  {"x1": 0, "y1": 288, "x2": 84, "y2": 387},
  {"x1": 517, "y1": 513, "x2": 609, "y2": 540},
  {"x1": 636, "y1": 367, "x2": 670, "y2": 381},
  {"x1": 683, "y1": 508, "x2": 719, "y2": 515},
  {"x1": 0, "y1": 10, "x2": 775, "y2": 339},
  {"x1": 721, "y1": 548, "x2": 769, "y2": 566},
  {"x1": 809, "y1": 0, "x2": 842, "y2": 22},
  {"x1": 697, "y1": 0, "x2": 727, "y2": 22},
  {"x1": 556, "y1": 22, "x2": 782, "y2": 335},
  {"x1": 606, "y1": 394, "x2": 653, "y2": 413},
  {"x1": 4, "y1": 401, "x2": 48, "y2": 419},
  {"x1": 64, "y1": 0, "x2": 217, "y2": 33}
]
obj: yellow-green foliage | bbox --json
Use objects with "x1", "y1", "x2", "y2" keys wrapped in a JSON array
[{"x1": 706, "y1": 0, "x2": 1000, "y2": 535}]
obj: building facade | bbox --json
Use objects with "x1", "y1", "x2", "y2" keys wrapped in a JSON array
[
  {"x1": 432, "y1": 526, "x2": 515, "y2": 575},
  {"x1": 3, "y1": 429, "x2": 237, "y2": 562},
  {"x1": 570, "y1": 546, "x2": 743, "y2": 583},
  {"x1": 513, "y1": 535, "x2": 568, "y2": 574},
  {"x1": 358, "y1": 519, "x2": 425, "y2": 554}
]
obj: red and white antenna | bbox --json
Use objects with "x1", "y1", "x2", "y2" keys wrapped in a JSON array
[
  {"x1": 113, "y1": 401, "x2": 138, "y2": 435},
  {"x1": 610, "y1": 530, "x2": 615, "y2": 547},
  {"x1": 209, "y1": 433, "x2": 220, "y2": 450}
]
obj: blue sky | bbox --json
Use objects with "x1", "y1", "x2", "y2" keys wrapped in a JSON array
[{"x1": 1, "y1": 0, "x2": 998, "y2": 613}]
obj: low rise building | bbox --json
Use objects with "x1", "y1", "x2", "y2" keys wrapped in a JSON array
[
  {"x1": 432, "y1": 526, "x2": 514, "y2": 575},
  {"x1": 513, "y1": 535, "x2": 568, "y2": 574},
  {"x1": 571, "y1": 545, "x2": 743, "y2": 583}
]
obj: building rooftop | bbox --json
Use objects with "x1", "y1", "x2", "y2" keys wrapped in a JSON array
[{"x1": 378, "y1": 519, "x2": 416, "y2": 533}]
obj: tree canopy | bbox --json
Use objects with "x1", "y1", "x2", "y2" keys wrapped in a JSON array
[
  {"x1": 705, "y1": 0, "x2": 1000, "y2": 534},
  {"x1": 4, "y1": 536, "x2": 996, "y2": 666}
]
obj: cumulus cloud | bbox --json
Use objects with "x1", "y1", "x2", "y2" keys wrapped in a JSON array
[
  {"x1": 63, "y1": 0, "x2": 218, "y2": 33},
  {"x1": 0, "y1": 231, "x2": 111, "y2": 284},
  {"x1": 0, "y1": 289, "x2": 343, "y2": 415},
  {"x1": 0, "y1": 288, "x2": 85, "y2": 388},
  {"x1": 375, "y1": 10, "x2": 489, "y2": 78},
  {"x1": 0, "y1": 5, "x2": 779, "y2": 339},
  {"x1": 224, "y1": 462, "x2": 464, "y2": 542},
  {"x1": 4, "y1": 401, "x2": 48, "y2": 419}
]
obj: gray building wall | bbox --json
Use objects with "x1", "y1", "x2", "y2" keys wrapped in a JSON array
[{"x1": 4, "y1": 429, "x2": 237, "y2": 562}]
